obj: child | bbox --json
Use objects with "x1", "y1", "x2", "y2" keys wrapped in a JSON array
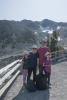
[
  {"x1": 22, "y1": 51, "x2": 29, "y2": 86},
  {"x1": 43, "y1": 52, "x2": 52, "y2": 88}
]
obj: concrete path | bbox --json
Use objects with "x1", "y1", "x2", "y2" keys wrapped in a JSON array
[{"x1": 4, "y1": 61, "x2": 67, "y2": 100}]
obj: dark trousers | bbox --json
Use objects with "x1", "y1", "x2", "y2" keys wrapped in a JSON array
[
  {"x1": 39, "y1": 65, "x2": 51, "y2": 84},
  {"x1": 45, "y1": 71, "x2": 51, "y2": 85},
  {"x1": 39, "y1": 65, "x2": 44, "y2": 74},
  {"x1": 27, "y1": 67, "x2": 36, "y2": 82}
]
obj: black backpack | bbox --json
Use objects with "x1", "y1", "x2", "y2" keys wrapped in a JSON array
[
  {"x1": 35, "y1": 74, "x2": 48, "y2": 90},
  {"x1": 26, "y1": 80, "x2": 36, "y2": 92}
]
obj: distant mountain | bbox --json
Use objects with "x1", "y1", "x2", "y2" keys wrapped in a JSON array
[
  {"x1": 0, "y1": 19, "x2": 67, "y2": 56},
  {"x1": 41, "y1": 19, "x2": 67, "y2": 27}
]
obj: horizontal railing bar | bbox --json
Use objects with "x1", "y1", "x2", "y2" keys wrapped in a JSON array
[
  {"x1": 52, "y1": 54, "x2": 67, "y2": 61},
  {"x1": 0, "y1": 60, "x2": 20, "y2": 74},
  {"x1": 52, "y1": 54, "x2": 67, "y2": 58},
  {"x1": 51, "y1": 50, "x2": 65, "y2": 55},
  {"x1": 0, "y1": 63, "x2": 21, "y2": 85},
  {"x1": 0, "y1": 70, "x2": 20, "y2": 98}
]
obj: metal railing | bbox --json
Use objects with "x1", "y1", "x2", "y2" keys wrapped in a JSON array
[
  {"x1": 0, "y1": 59, "x2": 22, "y2": 98},
  {"x1": 51, "y1": 50, "x2": 67, "y2": 63}
]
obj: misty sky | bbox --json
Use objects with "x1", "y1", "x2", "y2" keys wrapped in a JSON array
[{"x1": 0, "y1": 0, "x2": 67, "y2": 22}]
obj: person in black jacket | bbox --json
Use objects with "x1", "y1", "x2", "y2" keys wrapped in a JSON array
[{"x1": 27, "y1": 45, "x2": 39, "y2": 82}]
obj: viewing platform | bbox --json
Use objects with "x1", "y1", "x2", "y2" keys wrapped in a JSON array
[
  {"x1": 0, "y1": 50, "x2": 67, "y2": 100},
  {"x1": 4, "y1": 61, "x2": 67, "y2": 100}
]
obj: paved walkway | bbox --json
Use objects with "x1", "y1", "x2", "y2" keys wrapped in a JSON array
[{"x1": 4, "y1": 61, "x2": 67, "y2": 100}]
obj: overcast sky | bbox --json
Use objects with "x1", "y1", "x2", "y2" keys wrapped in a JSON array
[{"x1": 0, "y1": 0, "x2": 67, "y2": 22}]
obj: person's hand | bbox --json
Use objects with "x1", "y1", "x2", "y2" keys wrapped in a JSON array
[{"x1": 43, "y1": 63, "x2": 45, "y2": 67}]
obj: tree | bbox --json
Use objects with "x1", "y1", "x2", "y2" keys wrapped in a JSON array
[{"x1": 50, "y1": 31, "x2": 59, "y2": 52}]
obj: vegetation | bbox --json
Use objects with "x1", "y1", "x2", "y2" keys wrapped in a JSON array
[
  {"x1": 50, "y1": 31, "x2": 59, "y2": 52},
  {"x1": 0, "y1": 19, "x2": 67, "y2": 55},
  {"x1": 47, "y1": 31, "x2": 63, "y2": 52}
]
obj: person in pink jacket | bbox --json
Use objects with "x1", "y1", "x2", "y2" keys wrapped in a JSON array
[{"x1": 43, "y1": 52, "x2": 52, "y2": 88}]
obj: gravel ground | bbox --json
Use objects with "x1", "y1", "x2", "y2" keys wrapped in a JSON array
[{"x1": 4, "y1": 61, "x2": 67, "y2": 100}]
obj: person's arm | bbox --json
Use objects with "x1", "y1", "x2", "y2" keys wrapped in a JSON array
[
  {"x1": 36, "y1": 52, "x2": 39, "y2": 69},
  {"x1": 43, "y1": 62, "x2": 51, "y2": 67}
]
